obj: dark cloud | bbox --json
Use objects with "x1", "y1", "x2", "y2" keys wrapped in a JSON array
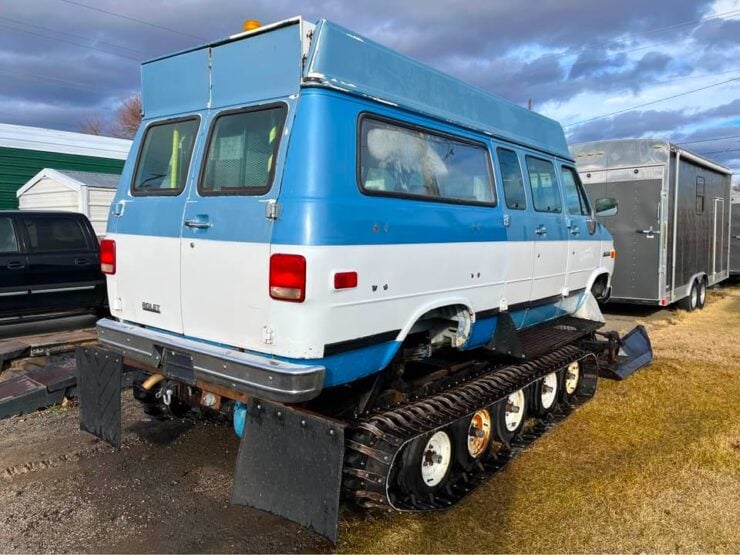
[{"x1": 0, "y1": 0, "x2": 737, "y2": 175}]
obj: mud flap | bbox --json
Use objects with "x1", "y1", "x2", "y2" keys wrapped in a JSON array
[
  {"x1": 232, "y1": 398, "x2": 345, "y2": 544},
  {"x1": 76, "y1": 346, "x2": 123, "y2": 448},
  {"x1": 600, "y1": 325, "x2": 653, "y2": 380}
]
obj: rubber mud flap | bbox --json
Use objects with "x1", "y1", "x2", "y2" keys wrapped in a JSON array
[
  {"x1": 600, "y1": 325, "x2": 653, "y2": 380},
  {"x1": 232, "y1": 398, "x2": 345, "y2": 544},
  {"x1": 76, "y1": 346, "x2": 123, "y2": 448}
]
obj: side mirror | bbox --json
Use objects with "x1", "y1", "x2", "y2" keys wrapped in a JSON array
[{"x1": 595, "y1": 197, "x2": 618, "y2": 217}]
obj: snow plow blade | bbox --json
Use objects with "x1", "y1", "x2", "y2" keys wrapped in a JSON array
[
  {"x1": 232, "y1": 398, "x2": 345, "y2": 544},
  {"x1": 599, "y1": 325, "x2": 653, "y2": 380}
]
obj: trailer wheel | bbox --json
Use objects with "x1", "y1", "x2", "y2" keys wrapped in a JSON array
[
  {"x1": 678, "y1": 281, "x2": 698, "y2": 311},
  {"x1": 697, "y1": 279, "x2": 707, "y2": 310},
  {"x1": 398, "y1": 429, "x2": 454, "y2": 494},
  {"x1": 495, "y1": 389, "x2": 526, "y2": 443}
]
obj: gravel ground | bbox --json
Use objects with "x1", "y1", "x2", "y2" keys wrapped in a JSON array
[{"x1": 0, "y1": 291, "x2": 722, "y2": 553}]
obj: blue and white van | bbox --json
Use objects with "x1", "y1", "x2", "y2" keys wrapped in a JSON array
[{"x1": 97, "y1": 17, "x2": 615, "y2": 403}]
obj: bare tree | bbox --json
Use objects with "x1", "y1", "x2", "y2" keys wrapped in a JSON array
[
  {"x1": 112, "y1": 95, "x2": 142, "y2": 139},
  {"x1": 79, "y1": 115, "x2": 105, "y2": 136}
]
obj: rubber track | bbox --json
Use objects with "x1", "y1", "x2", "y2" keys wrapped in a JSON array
[{"x1": 343, "y1": 344, "x2": 597, "y2": 511}]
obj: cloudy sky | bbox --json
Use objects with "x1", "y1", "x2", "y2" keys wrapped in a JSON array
[{"x1": 1, "y1": 0, "x2": 738, "y2": 182}]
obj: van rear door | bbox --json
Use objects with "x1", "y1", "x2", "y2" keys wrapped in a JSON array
[
  {"x1": 109, "y1": 117, "x2": 201, "y2": 333},
  {"x1": 180, "y1": 104, "x2": 288, "y2": 349}
]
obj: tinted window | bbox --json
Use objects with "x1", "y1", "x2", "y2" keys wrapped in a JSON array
[
  {"x1": 132, "y1": 118, "x2": 199, "y2": 194},
  {"x1": 526, "y1": 156, "x2": 562, "y2": 213},
  {"x1": 696, "y1": 176, "x2": 705, "y2": 214},
  {"x1": 359, "y1": 117, "x2": 495, "y2": 204},
  {"x1": 497, "y1": 148, "x2": 526, "y2": 210},
  {"x1": 200, "y1": 106, "x2": 287, "y2": 195},
  {"x1": 0, "y1": 217, "x2": 19, "y2": 254},
  {"x1": 560, "y1": 166, "x2": 591, "y2": 216},
  {"x1": 23, "y1": 217, "x2": 88, "y2": 252}
]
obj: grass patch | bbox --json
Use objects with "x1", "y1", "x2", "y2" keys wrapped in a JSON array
[{"x1": 339, "y1": 286, "x2": 740, "y2": 553}]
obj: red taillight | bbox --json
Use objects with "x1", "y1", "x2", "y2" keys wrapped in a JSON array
[
  {"x1": 100, "y1": 239, "x2": 116, "y2": 275},
  {"x1": 334, "y1": 271, "x2": 358, "y2": 290},
  {"x1": 269, "y1": 254, "x2": 306, "y2": 302}
]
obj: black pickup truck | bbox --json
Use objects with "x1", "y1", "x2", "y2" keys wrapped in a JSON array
[{"x1": 0, "y1": 211, "x2": 107, "y2": 323}]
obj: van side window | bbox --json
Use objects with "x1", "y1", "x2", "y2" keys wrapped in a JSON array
[
  {"x1": 200, "y1": 105, "x2": 287, "y2": 196},
  {"x1": 696, "y1": 176, "x2": 705, "y2": 214},
  {"x1": 132, "y1": 118, "x2": 199, "y2": 195},
  {"x1": 0, "y1": 218, "x2": 19, "y2": 253},
  {"x1": 497, "y1": 148, "x2": 526, "y2": 210},
  {"x1": 560, "y1": 166, "x2": 591, "y2": 216},
  {"x1": 23, "y1": 217, "x2": 88, "y2": 252},
  {"x1": 525, "y1": 156, "x2": 562, "y2": 213},
  {"x1": 359, "y1": 117, "x2": 495, "y2": 205}
]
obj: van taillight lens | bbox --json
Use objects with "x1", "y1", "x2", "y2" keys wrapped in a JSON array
[
  {"x1": 269, "y1": 254, "x2": 306, "y2": 302},
  {"x1": 100, "y1": 239, "x2": 116, "y2": 275}
]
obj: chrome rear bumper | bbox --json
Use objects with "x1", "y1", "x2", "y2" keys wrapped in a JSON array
[{"x1": 96, "y1": 319, "x2": 325, "y2": 403}]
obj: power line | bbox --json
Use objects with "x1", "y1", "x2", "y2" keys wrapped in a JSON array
[
  {"x1": 0, "y1": 15, "x2": 148, "y2": 57},
  {"x1": 57, "y1": 0, "x2": 206, "y2": 41},
  {"x1": 0, "y1": 67, "x2": 111, "y2": 93},
  {"x1": 696, "y1": 147, "x2": 740, "y2": 156},
  {"x1": 0, "y1": 21, "x2": 139, "y2": 61},
  {"x1": 564, "y1": 76, "x2": 740, "y2": 127},
  {"x1": 677, "y1": 134, "x2": 740, "y2": 145}
]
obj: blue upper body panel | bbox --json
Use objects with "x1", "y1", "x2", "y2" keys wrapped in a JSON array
[{"x1": 112, "y1": 17, "x2": 611, "y2": 246}]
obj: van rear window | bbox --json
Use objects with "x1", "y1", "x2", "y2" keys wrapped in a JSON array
[
  {"x1": 132, "y1": 118, "x2": 199, "y2": 195},
  {"x1": 359, "y1": 117, "x2": 495, "y2": 205},
  {"x1": 199, "y1": 105, "x2": 287, "y2": 196}
]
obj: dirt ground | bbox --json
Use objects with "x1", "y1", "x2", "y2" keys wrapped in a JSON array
[{"x1": 0, "y1": 285, "x2": 738, "y2": 553}]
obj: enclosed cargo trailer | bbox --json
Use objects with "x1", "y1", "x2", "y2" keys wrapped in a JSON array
[
  {"x1": 571, "y1": 139, "x2": 732, "y2": 308},
  {"x1": 732, "y1": 198, "x2": 740, "y2": 276}
]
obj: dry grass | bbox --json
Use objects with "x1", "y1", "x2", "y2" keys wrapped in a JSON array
[{"x1": 339, "y1": 285, "x2": 740, "y2": 554}]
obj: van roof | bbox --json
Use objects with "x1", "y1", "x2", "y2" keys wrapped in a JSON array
[{"x1": 141, "y1": 18, "x2": 571, "y2": 160}]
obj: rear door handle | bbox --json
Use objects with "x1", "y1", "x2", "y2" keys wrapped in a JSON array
[
  {"x1": 75, "y1": 257, "x2": 91, "y2": 265},
  {"x1": 6, "y1": 261, "x2": 25, "y2": 270},
  {"x1": 535, "y1": 225, "x2": 547, "y2": 236},
  {"x1": 184, "y1": 219, "x2": 212, "y2": 229},
  {"x1": 569, "y1": 225, "x2": 580, "y2": 236}
]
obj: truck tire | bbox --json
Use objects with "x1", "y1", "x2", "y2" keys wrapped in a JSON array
[
  {"x1": 697, "y1": 279, "x2": 707, "y2": 310},
  {"x1": 679, "y1": 281, "x2": 699, "y2": 311}
]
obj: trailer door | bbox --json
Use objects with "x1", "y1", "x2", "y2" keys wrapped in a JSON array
[
  {"x1": 603, "y1": 168, "x2": 663, "y2": 301},
  {"x1": 712, "y1": 197, "x2": 726, "y2": 279}
]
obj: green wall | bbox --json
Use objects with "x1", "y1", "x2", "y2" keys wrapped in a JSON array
[{"x1": 0, "y1": 147, "x2": 125, "y2": 209}]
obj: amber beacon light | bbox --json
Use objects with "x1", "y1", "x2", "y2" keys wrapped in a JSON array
[{"x1": 243, "y1": 19, "x2": 262, "y2": 31}]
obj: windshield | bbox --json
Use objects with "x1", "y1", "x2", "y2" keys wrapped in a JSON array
[{"x1": 132, "y1": 118, "x2": 199, "y2": 194}]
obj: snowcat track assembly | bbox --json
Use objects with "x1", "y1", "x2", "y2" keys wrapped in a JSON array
[{"x1": 343, "y1": 344, "x2": 598, "y2": 511}]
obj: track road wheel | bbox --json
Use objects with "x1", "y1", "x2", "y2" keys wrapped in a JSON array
[
  {"x1": 495, "y1": 389, "x2": 526, "y2": 444},
  {"x1": 679, "y1": 281, "x2": 699, "y2": 311},
  {"x1": 533, "y1": 372, "x2": 559, "y2": 416},
  {"x1": 398, "y1": 429, "x2": 454, "y2": 495},
  {"x1": 697, "y1": 279, "x2": 707, "y2": 309},
  {"x1": 563, "y1": 361, "x2": 581, "y2": 399},
  {"x1": 454, "y1": 409, "x2": 492, "y2": 469}
]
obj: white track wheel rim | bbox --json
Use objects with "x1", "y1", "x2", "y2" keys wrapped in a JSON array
[
  {"x1": 420, "y1": 431, "x2": 452, "y2": 487},
  {"x1": 504, "y1": 389, "x2": 525, "y2": 432},
  {"x1": 541, "y1": 372, "x2": 558, "y2": 410},
  {"x1": 565, "y1": 362, "x2": 580, "y2": 395}
]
